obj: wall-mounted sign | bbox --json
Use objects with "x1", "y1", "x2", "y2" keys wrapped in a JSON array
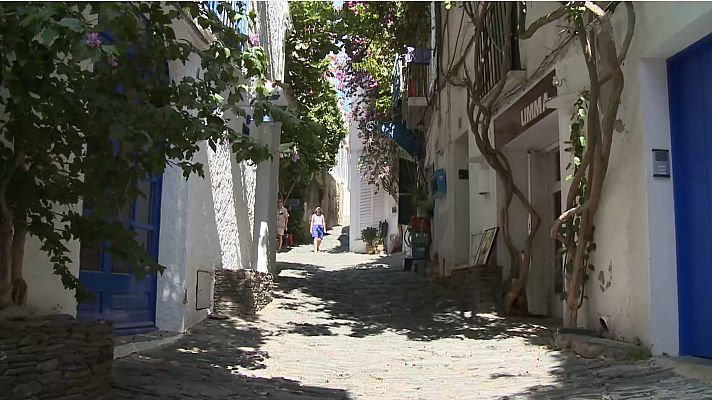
[
  {"x1": 494, "y1": 70, "x2": 557, "y2": 148},
  {"x1": 431, "y1": 168, "x2": 447, "y2": 198}
]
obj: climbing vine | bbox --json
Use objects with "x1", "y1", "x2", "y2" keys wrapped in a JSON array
[
  {"x1": 560, "y1": 91, "x2": 597, "y2": 308},
  {"x1": 550, "y1": 2, "x2": 636, "y2": 327}
]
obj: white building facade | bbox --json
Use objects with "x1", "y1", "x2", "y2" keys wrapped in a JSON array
[
  {"x1": 22, "y1": 1, "x2": 289, "y2": 335},
  {"x1": 426, "y1": 1, "x2": 712, "y2": 357},
  {"x1": 348, "y1": 119, "x2": 401, "y2": 254}
]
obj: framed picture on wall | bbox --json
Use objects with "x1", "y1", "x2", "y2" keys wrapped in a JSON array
[{"x1": 474, "y1": 227, "x2": 499, "y2": 267}]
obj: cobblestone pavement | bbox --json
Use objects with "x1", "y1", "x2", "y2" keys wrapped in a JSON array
[{"x1": 114, "y1": 226, "x2": 712, "y2": 399}]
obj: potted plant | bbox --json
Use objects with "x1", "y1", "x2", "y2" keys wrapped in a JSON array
[
  {"x1": 375, "y1": 236, "x2": 386, "y2": 254},
  {"x1": 361, "y1": 226, "x2": 378, "y2": 254}
]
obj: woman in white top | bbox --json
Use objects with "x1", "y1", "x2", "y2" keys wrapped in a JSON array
[{"x1": 310, "y1": 207, "x2": 326, "y2": 253}]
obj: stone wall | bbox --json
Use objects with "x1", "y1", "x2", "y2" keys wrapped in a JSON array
[
  {"x1": 213, "y1": 269, "x2": 274, "y2": 317},
  {"x1": 0, "y1": 314, "x2": 113, "y2": 399},
  {"x1": 435, "y1": 265, "x2": 503, "y2": 313}
]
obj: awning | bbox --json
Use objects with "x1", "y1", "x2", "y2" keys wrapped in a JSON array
[{"x1": 376, "y1": 122, "x2": 423, "y2": 158}]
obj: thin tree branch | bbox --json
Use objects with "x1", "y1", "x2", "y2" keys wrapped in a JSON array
[
  {"x1": 518, "y1": 5, "x2": 569, "y2": 39},
  {"x1": 617, "y1": 2, "x2": 635, "y2": 65}
]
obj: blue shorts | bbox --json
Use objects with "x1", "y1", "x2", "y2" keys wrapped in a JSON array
[{"x1": 311, "y1": 225, "x2": 324, "y2": 239}]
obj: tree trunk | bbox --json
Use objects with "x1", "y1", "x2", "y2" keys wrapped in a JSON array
[
  {"x1": 10, "y1": 214, "x2": 27, "y2": 306},
  {"x1": 0, "y1": 204, "x2": 13, "y2": 309}
]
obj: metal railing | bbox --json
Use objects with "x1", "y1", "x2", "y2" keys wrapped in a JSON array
[
  {"x1": 477, "y1": 2, "x2": 522, "y2": 95},
  {"x1": 406, "y1": 62, "x2": 429, "y2": 98},
  {"x1": 207, "y1": 1, "x2": 248, "y2": 34}
]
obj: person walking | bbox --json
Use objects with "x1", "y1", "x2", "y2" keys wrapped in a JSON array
[
  {"x1": 276, "y1": 198, "x2": 289, "y2": 251},
  {"x1": 310, "y1": 206, "x2": 326, "y2": 253}
]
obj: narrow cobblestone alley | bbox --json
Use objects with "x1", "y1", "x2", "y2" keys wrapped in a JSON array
[{"x1": 114, "y1": 227, "x2": 712, "y2": 399}]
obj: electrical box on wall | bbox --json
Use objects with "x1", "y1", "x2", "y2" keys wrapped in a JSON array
[
  {"x1": 431, "y1": 168, "x2": 447, "y2": 198},
  {"x1": 652, "y1": 149, "x2": 671, "y2": 178}
]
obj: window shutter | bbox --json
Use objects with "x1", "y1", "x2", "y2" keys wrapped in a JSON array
[{"x1": 358, "y1": 179, "x2": 374, "y2": 232}]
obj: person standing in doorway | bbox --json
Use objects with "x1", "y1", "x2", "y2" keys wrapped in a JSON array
[
  {"x1": 310, "y1": 206, "x2": 326, "y2": 253},
  {"x1": 276, "y1": 198, "x2": 289, "y2": 251}
]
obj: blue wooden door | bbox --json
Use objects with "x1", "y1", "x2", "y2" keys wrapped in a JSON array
[
  {"x1": 77, "y1": 176, "x2": 162, "y2": 335},
  {"x1": 669, "y1": 33, "x2": 712, "y2": 358}
]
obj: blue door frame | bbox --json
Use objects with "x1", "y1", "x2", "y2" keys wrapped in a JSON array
[
  {"x1": 668, "y1": 32, "x2": 712, "y2": 358},
  {"x1": 77, "y1": 175, "x2": 163, "y2": 335}
]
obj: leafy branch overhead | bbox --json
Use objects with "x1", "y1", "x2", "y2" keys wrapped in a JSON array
[
  {"x1": 281, "y1": 1, "x2": 347, "y2": 199},
  {"x1": 0, "y1": 2, "x2": 276, "y2": 307}
]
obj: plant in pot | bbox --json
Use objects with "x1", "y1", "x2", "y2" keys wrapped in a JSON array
[
  {"x1": 415, "y1": 197, "x2": 434, "y2": 217},
  {"x1": 361, "y1": 227, "x2": 378, "y2": 254},
  {"x1": 374, "y1": 236, "x2": 386, "y2": 255},
  {"x1": 410, "y1": 194, "x2": 433, "y2": 234}
]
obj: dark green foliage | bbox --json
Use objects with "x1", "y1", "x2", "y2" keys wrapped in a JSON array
[
  {"x1": 281, "y1": 2, "x2": 347, "y2": 201},
  {"x1": 288, "y1": 207, "x2": 308, "y2": 245},
  {"x1": 0, "y1": 2, "x2": 276, "y2": 304}
]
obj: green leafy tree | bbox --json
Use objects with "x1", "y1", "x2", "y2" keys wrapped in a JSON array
[
  {"x1": 0, "y1": 2, "x2": 276, "y2": 309},
  {"x1": 281, "y1": 1, "x2": 347, "y2": 200}
]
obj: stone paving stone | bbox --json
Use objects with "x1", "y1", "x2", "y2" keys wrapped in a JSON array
[{"x1": 113, "y1": 226, "x2": 712, "y2": 399}]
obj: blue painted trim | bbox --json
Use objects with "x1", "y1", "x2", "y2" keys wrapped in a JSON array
[
  {"x1": 667, "y1": 31, "x2": 712, "y2": 358},
  {"x1": 668, "y1": 30, "x2": 712, "y2": 65}
]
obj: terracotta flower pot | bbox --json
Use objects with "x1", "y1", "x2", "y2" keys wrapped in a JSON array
[{"x1": 376, "y1": 244, "x2": 385, "y2": 254}]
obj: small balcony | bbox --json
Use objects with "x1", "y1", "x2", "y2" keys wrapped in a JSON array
[{"x1": 392, "y1": 48, "x2": 432, "y2": 130}]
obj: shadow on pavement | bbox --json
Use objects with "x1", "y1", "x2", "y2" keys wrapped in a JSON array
[
  {"x1": 113, "y1": 317, "x2": 352, "y2": 399},
  {"x1": 273, "y1": 254, "x2": 712, "y2": 399},
  {"x1": 274, "y1": 256, "x2": 558, "y2": 344}
]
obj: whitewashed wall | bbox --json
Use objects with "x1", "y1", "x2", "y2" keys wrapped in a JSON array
[
  {"x1": 158, "y1": 6, "x2": 288, "y2": 330},
  {"x1": 20, "y1": 6, "x2": 289, "y2": 331},
  {"x1": 348, "y1": 119, "x2": 398, "y2": 254},
  {"x1": 24, "y1": 232, "x2": 80, "y2": 316},
  {"x1": 513, "y1": 2, "x2": 712, "y2": 353},
  {"x1": 156, "y1": 22, "x2": 209, "y2": 333},
  {"x1": 253, "y1": 0, "x2": 288, "y2": 82},
  {"x1": 330, "y1": 138, "x2": 351, "y2": 226},
  {"x1": 426, "y1": 2, "x2": 712, "y2": 354}
]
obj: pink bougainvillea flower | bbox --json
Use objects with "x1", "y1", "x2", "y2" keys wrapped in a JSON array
[
  {"x1": 86, "y1": 32, "x2": 102, "y2": 48},
  {"x1": 249, "y1": 33, "x2": 260, "y2": 46},
  {"x1": 108, "y1": 55, "x2": 119, "y2": 68},
  {"x1": 291, "y1": 151, "x2": 300, "y2": 162}
]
